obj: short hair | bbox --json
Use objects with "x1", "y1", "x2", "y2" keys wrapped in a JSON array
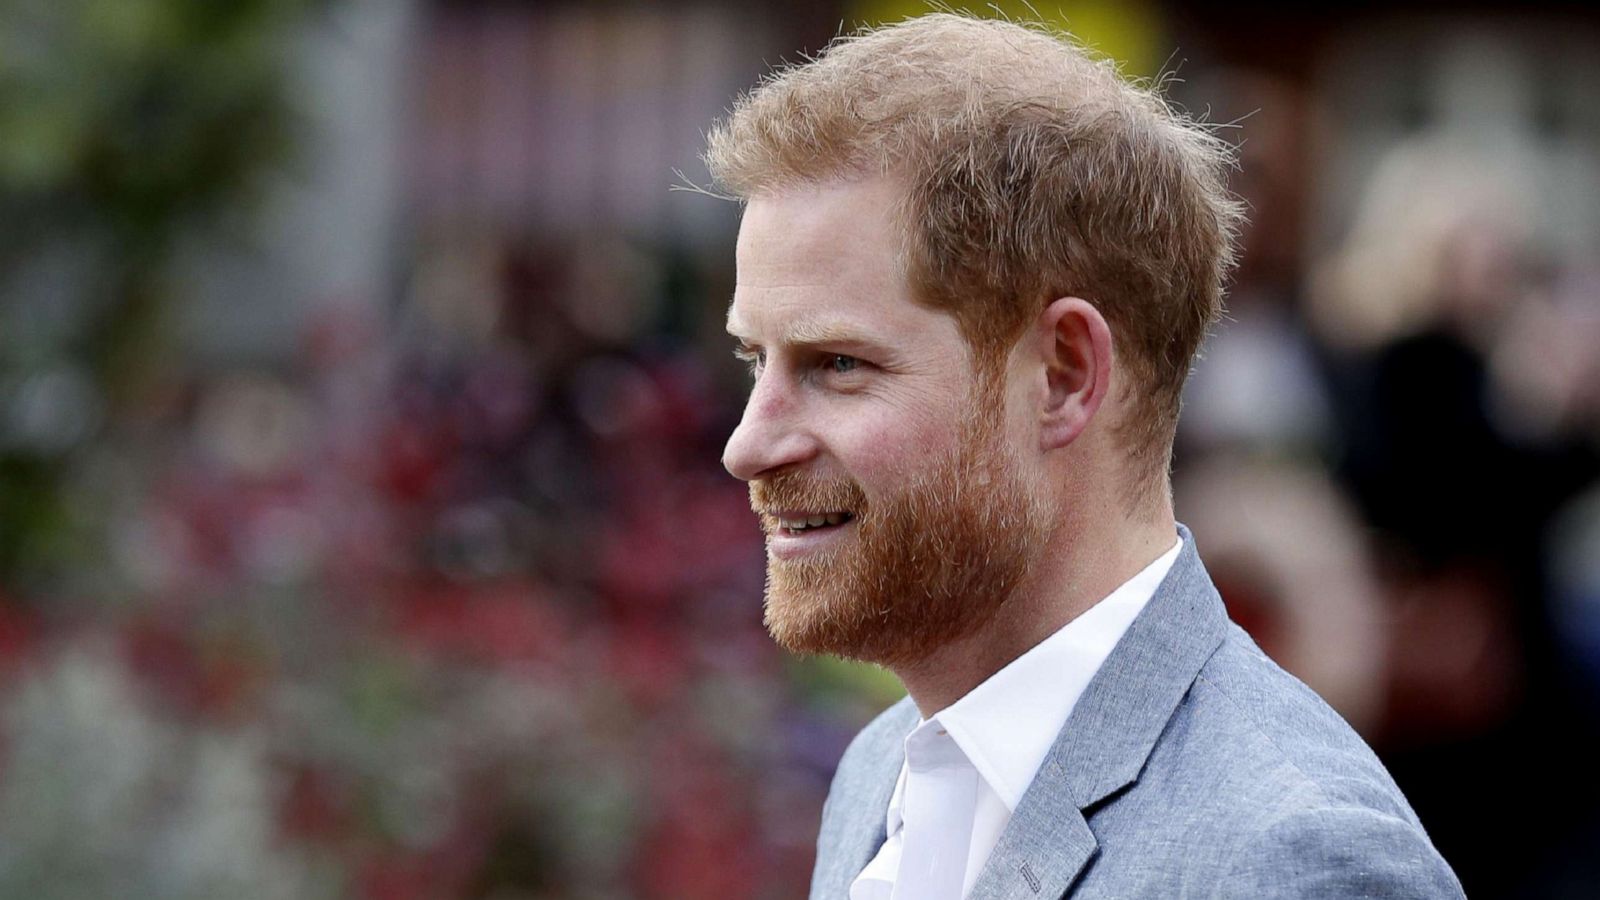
[{"x1": 704, "y1": 13, "x2": 1243, "y2": 489}]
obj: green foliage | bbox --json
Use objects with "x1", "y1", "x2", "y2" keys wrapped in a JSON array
[
  {"x1": 0, "y1": 0, "x2": 326, "y2": 593},
  {"x1": 788, "y1": 652, "x2": 907, "y2": 712},
  {"x1": 0, "y1": 0, "x2": 312, "y2": 231}
]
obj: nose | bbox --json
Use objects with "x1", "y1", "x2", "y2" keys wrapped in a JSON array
[{"x1": 722, "y1": 375, "x2": 817, "y2": 482}]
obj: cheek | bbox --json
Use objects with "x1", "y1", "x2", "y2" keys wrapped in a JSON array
[{"x1": 837, "y1": 401, "x2": 964, "y2": 478}]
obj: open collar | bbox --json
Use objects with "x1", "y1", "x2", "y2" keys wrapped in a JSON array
[
  {"x1": 934, "y1": 538, "x2": 1182, "y2": 814},
  {"x1": 967, "y1": 523, "x2": 1230, "y2": 899},
  {"x1": 814, "y1": 525, "x2": 1230, "y2": 900},
  {"x1": 819, "y1": 525, "x2": 1228, "y2": 896}
]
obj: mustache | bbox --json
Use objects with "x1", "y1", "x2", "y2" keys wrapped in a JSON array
[{"x1": 750, "y1": 471, "x2": 868, "y2": 521}]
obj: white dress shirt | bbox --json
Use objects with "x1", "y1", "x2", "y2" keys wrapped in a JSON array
[{"x1": 850, "y1": 539, "x2": 1183, "y2": 900}]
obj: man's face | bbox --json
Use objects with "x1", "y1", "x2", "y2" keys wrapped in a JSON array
[{"x1": 723, "y1": 176, "x2": 1049, "y2": 668}]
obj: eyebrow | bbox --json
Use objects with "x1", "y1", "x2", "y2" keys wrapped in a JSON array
[{"x1": 725, "y1": 315, "x2": 892, "y2": 354}]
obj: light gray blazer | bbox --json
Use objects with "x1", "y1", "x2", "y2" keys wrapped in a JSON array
[{"x1": 809, "y1": 527, "x2": 1466, "y2": 899}]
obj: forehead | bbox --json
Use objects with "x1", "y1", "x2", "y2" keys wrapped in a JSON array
[{"x1": 727, "y1": 176, "x2": 956, "y2": 346}]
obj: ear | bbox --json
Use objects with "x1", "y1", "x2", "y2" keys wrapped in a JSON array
[{"x1": 1036, "y1": 296, "x2": 1114, "y2": 451}]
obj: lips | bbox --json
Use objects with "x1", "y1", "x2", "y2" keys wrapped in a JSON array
[
  {"x1": 762, "y1": 509, "x2": 858, "y2": 560},
  {"x1": 749, "y1": 473, "x2": 867, "y2": 552}
]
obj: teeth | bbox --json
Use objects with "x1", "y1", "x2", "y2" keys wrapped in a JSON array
[{"x1": 777, "y1": 513, "x2": 851, "y2": 532}]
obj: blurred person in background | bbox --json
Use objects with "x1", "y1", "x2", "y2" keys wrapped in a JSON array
[
  {"x1": 707, "y1": 14, "x2": 1463, "y2": 899},
  {"x1": 1177, "y1": 18, "x2": 1600, "y2": 894},
  {"x1": 1308, "y1": 137, "x2": 1600, "y2": 897}
]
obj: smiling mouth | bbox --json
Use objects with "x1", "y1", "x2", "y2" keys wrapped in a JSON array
[{"x1": 775, "y1": 512, "x2": 856, "y2": 535}]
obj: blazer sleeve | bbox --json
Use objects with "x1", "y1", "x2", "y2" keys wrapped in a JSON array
[{"x1": 1216, "y1": 805, "x2": 1467, "y2": 899}]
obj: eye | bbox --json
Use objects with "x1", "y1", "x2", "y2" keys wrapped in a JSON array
[
  {"x1": 733, "y1": 346, "x2": 765, "y2": 377},
  {"x1": 828, "y1": 355, "x2": 860, "y2": 375}
]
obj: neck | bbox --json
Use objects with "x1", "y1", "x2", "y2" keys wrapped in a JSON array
[{"x1": 894, "y1": 498, "x2": 1177, "y2": 718}]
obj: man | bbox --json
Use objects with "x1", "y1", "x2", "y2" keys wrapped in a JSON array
[{"x1": 705, "y1": 14, "x2": 1464, "y2": 900}]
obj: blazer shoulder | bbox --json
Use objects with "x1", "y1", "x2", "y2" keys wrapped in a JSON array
[
  {"x1": 1218, "y1": 804, "x2": 1467, "y2": 898},
  {"x1": 1088, "y1": 623, "x2": 1464, "y2": 896},
  {"x1": 1180, "y1": 623, "x2": 1417, "y2": 821}
]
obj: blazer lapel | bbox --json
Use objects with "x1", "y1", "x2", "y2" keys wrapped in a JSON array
[
  {"x1": 968, "y1": 525, "x2": 1230, "y2": 900},
  {"x1": 811, "y1": 697, "x2": 919, "y2": 900}
]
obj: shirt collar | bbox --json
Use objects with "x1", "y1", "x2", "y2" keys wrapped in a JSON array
[{"x1": 923, "y1": 537, "x2": 1183, "y2": 812}]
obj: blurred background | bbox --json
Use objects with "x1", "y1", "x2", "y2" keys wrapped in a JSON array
[{"x1": 2, "y1": 0, "x2": 1599, "y2": 897}]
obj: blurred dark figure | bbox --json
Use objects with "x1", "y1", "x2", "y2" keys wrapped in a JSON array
[
  {"x1": 1180, "y1": 52, "x2": 1600, "y2": 893},
  {"x1": 1313, "y1": 143, "x2": 1600, "y2": 898}
]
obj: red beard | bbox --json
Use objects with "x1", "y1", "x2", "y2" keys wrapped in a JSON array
[{"x1": 749, "y1": 392, "x2": 1047, "y2": 668}]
